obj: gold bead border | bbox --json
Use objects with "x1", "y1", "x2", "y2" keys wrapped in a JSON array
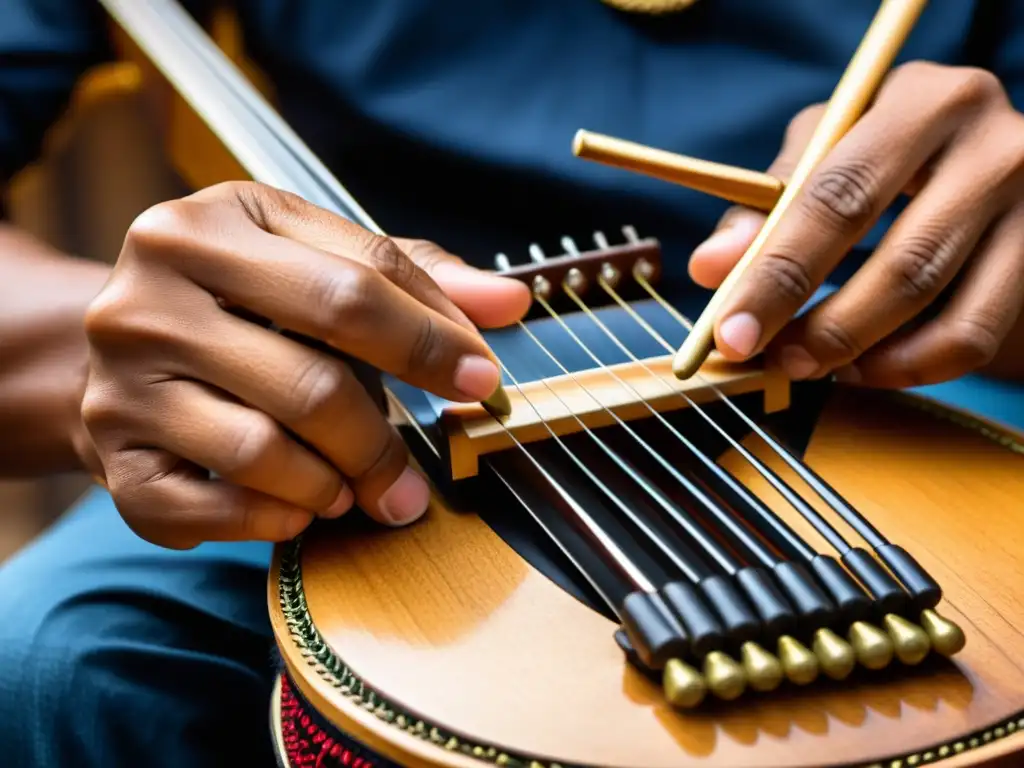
[
  {"x1": 277, "y1": 536, "x2": 565, "y2": 768},
  {"x1": 275, "y1": 390, "x2": 1024, "y2": 768},
  {"x1": 862, "y1": 715, "x2": 1024, "y2": 767},
  {"x1": 864, "y1": 388, "x2": 1024, "y2": 767}
]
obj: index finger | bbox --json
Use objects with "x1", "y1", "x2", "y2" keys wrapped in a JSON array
[
  {"x1": 130, "y1": 203, "x2": 504, "y2": 406},
  {"x1": 712, "y1": 80, "x2": 960, "y2": 361}
]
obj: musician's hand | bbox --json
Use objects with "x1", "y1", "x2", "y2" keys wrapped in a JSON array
[
  {"x1": 81, "y1": 182, "x2": 531, "y2": 548},
  {"x1": 688, "y1": 62, "x2": 1024, "y2": 387}
]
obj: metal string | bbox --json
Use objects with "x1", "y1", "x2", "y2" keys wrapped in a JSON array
[
  {"x1": 488, "y1": 359, "x2": 656, "y2": 591},
  {"x1": 511, "y1": 317, "x2": 743, "y2": 574},
  {"x1": 633, "y1": 269, "x2": 892, "y2": 548},
  {"x1": 621, "y1": 257, "x2": 1006, "y2": 661},
  {"x1": 552, "y1": 235, "x2": 851, "y2": 554},
  {"x1": 516, "y1": 302, "x2": 774, "y2": 571},
  {"x1": 528, "y1": 284, "x2": 816, "y2": 564}
]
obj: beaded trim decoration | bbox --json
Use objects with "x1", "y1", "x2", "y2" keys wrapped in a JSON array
[
  {"x1": 275, "y1": 392, "x2": 1024, "y2": 768},
  {"x1": 894, "y1": 392, "x2": 1024, "y2": 458},
  {"x1": 277, "y1": 539, "x2": 564, "y2": 768},
  {"x1": 279, "y1": 672, "x2": 388, "y2": 767}
]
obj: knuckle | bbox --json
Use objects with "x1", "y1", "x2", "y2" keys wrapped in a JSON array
[
  {"x1": 83, "y1": 277, "x2": 134, "y2": 343},
  {"x1": 123, "y1": 200, "x2": 200, "y2": 259},
  {"x1": 944, "y1": 67, "x2": 1005, "y2": 113},
  {"x1": 754, "y1": 250, "x2": 814, "y2": 305},
  {"x1": 363, "y1": 235, "x2": 417, "y2": 284},
  {"x1": 231, "y1": 181, "x2": 303, "y2": 230},
  {"x1": 882, "y1": 62, "x2": 1005, "y2": 121},
  {"x1": 351, "y1": 425, "x2": 406, "y2": 482},
  {"x1": 80, "y1": 386, "x2": 123, "y2": 434},
  {"x1": 402, "y1": 239, "x2": 448, "y2": 274},
  {"x1": 84, "y1": 278, "x2": 190, "y2": 351},
  {"x1": 407, "y1": 314, "x2": 446, "y2": 375},
  {"x1": 223, "y1": 416, "x2": 281, "y2": 476},
  {"x1": 105, "y1": 456, "x2": 202, "y2": 550},
  {"x1": 286, "y1": 356, "x2": 350, "y2": 424},
  {"x1": 947, "y1": 313, "x2": 1002, "y2": 368},
  {"x1": 892, "y1": 227, "x2": 960, "y2": 301},
  {"x1": 804, "y1": 162, "x2": 879, "y2": 229},
  {"x1": 811, "y1": 318, "x2": 864, "y2": 360},
  {"x1": 311, "y1": 263, "x2": 379, "y2": 339},
  {"x1": 206, "y1": 179, "x2": 259, "y2": 201}
]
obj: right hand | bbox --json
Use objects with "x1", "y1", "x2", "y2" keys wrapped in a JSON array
[{"x1": 81, "y1": 182, "x2": 531, "y2": 549}]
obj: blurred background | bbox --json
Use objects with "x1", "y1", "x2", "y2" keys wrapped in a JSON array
[{"x1": 0, "y1": 7, "x2": 266, "y2": 563}]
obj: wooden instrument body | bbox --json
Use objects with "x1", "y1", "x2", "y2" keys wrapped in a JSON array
[{"x1": 270, "y1": 384, "x2": 1024, "y2": 768}]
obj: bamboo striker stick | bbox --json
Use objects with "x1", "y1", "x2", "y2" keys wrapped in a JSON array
[
  {"x1": 573, "y1": 130, "x2": 784, "y2": 211},
  {"x1": 672, "y1": 0, "x2": 930, "y2": 379}
]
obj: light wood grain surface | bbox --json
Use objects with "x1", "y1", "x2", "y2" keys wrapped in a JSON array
[{"x1": 272, "y1": 386, "x2": 1024, "y2": 767}]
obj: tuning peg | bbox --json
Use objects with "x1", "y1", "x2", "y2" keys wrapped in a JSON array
[{"x1": 560, "y1": 236, "x2": 581, "y2": 256}]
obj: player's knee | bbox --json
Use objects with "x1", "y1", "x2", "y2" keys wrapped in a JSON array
[
  {"x1": 0, "y1": 560, "x2": 277, "y2": 767},
  {"x1": 0, "y1": 571, "x2": 114, "y2": 764}
]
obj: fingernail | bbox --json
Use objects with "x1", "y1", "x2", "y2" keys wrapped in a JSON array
[
  {"x1": 719, "y1": 312, "x2": 761, "y2": 357},
  {"x1": 377, "y1": 467, "x2": 431, "y2": 526},
  {"x1": 834, "y1": 364, "x2": 861, "y2": 383},
  {"x1": 453, "y1": 354, "x2": 501, "y2": 400},
  {"x1": 323, "y1": 483, "x2": 354, "y2": 518},
  {"x1": 779, "y1": 345, "x2": 820, "y2": 380},
  {"x1": 692, "y1": 217, "x2": 762, "y2": 259}
]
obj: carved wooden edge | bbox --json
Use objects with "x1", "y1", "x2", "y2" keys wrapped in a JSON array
[
  {"x1": 441, "y1": 353, "x2": 790, "y2": 480},
  {"x1": 267, "y1": 543, "x2": 517, "y2": 768},
  {"x1": 268, "y1": 389, "x2": 1024, "y2": 768},
  {"x1": 269, "y1": 529, "x2": 1024, "y2": 768}
]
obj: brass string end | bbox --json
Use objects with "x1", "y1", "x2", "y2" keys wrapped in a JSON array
[
  {"x1": 481, "y1": 384, "x2": 513, "y2": 418},
  {"x1": 848, "y1": 621, "x2": 895, "y2": 670},
  {"x1": 812, "y1": 628, "x2": 857, "y2": 680},
  {"x1": 919, "y1": 609, "x2": 966, "y2": 657},
  {"x1": 883, "y1": 614, "x2": 932, "y2": 665},
  {"x1": 777, "y1": 635, "x2": 819, "y2": 685},
  {"x1": 702, "y1": 651, "x2": 747, "y2": 700},
  {"x1": 662, "y1": 658, "x2": 707, "y2": 709},
  {"x1": 740, "y1": 641, "x2": 784, "y2": 692}
]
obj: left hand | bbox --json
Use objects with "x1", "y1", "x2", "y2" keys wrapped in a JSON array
[{"x1": 689, "y1": 61, "x2": 1024, "y2": 388}]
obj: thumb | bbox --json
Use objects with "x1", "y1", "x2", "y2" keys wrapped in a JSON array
[
  {"x1": 689, "y1": 102, "x2": 825, "y2": 289},
  {"x1": 688, "y1": 207, "x2": 766, "y2": 289},
  {"x1": 394, "y1": 238, "x2": 532, "y2": 329}
]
